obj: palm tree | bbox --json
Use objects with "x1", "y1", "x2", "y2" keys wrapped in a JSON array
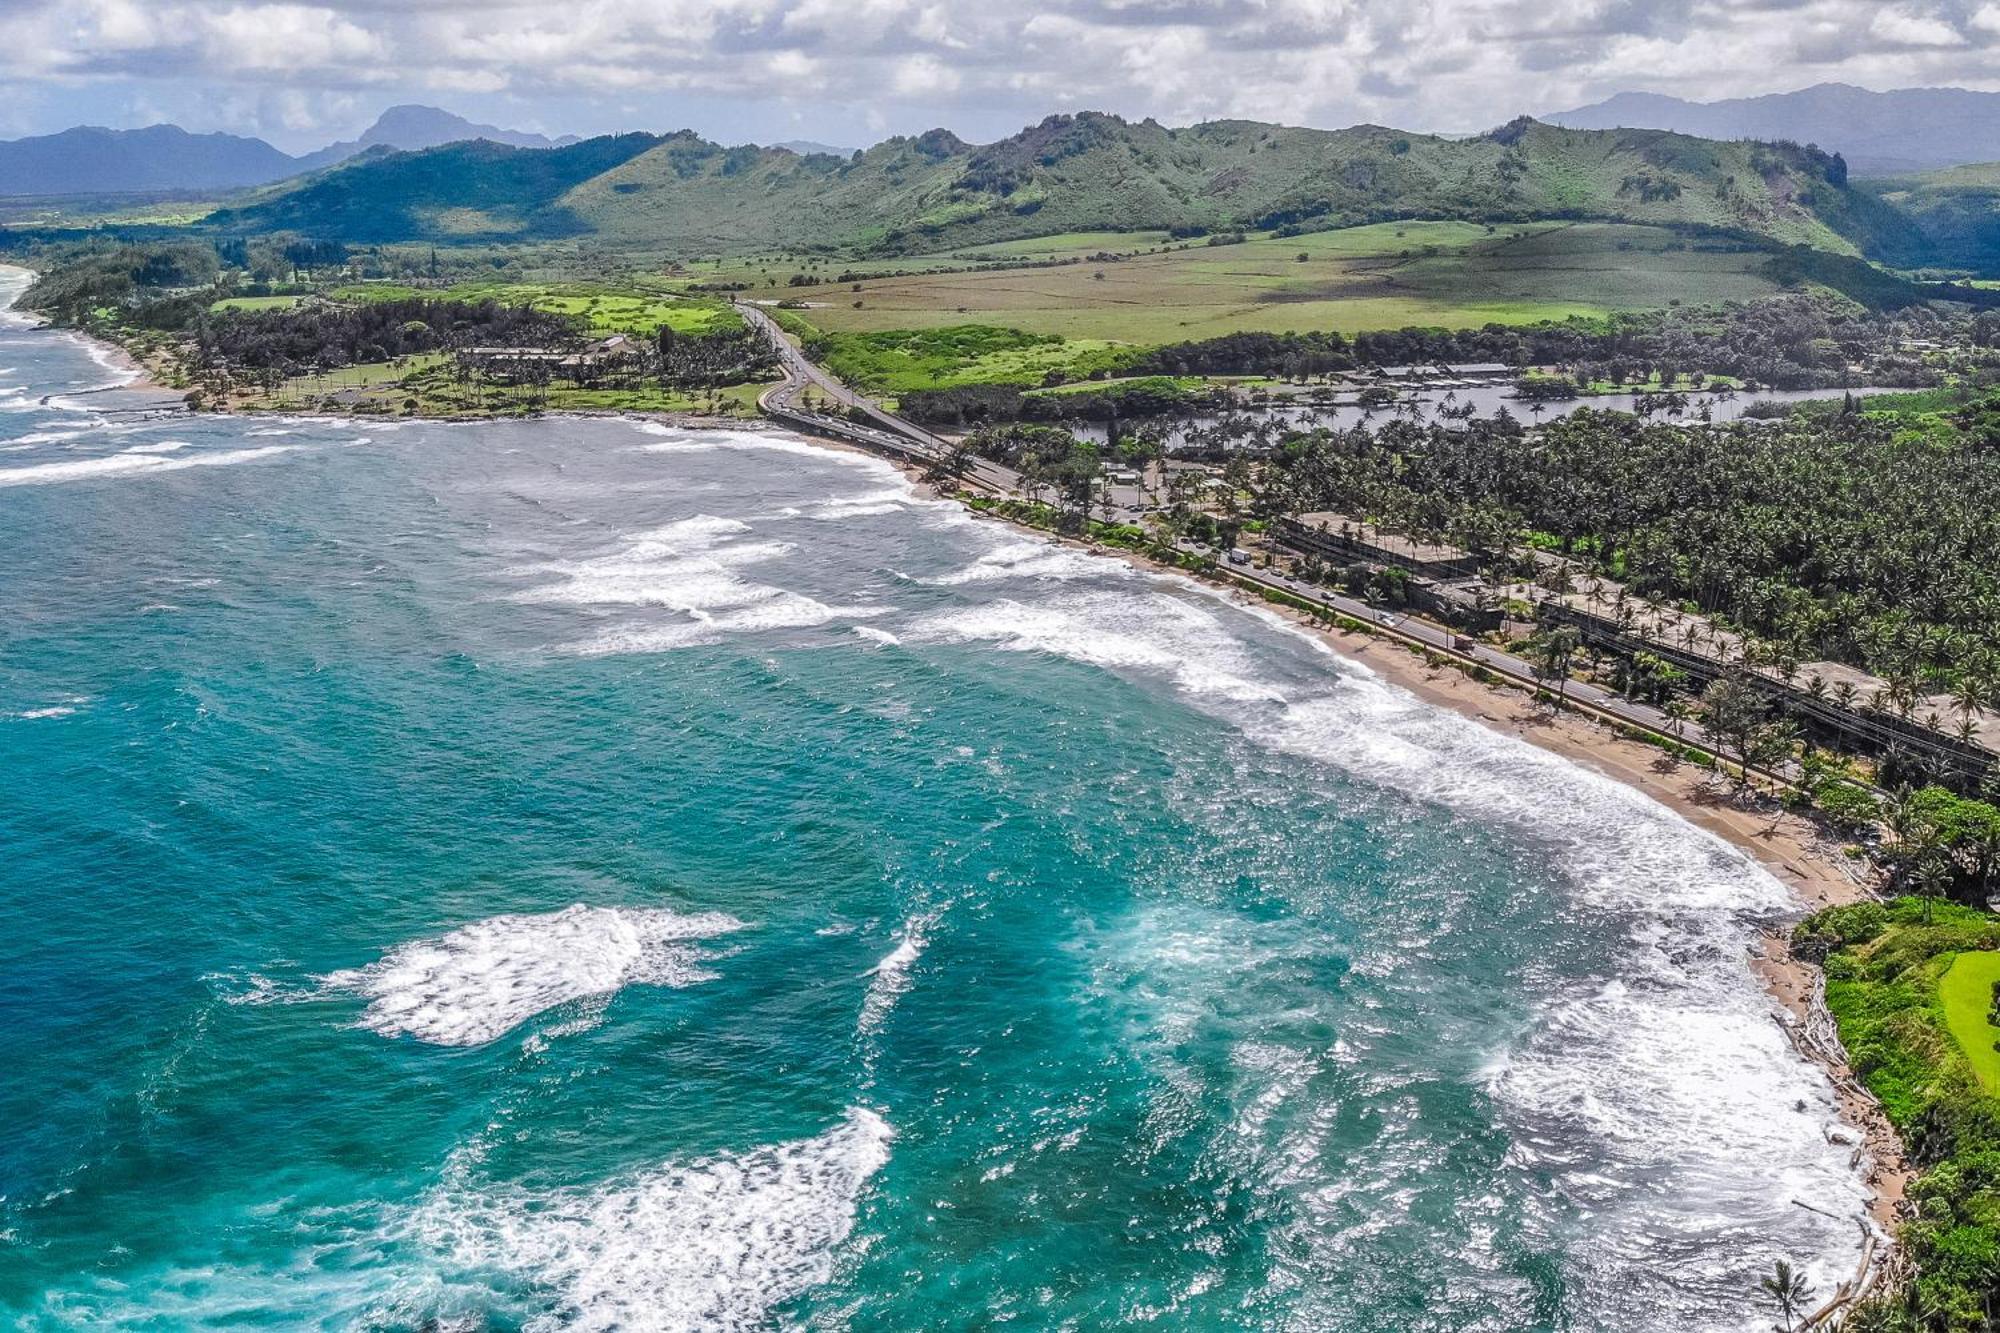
[
  {"x1": 1526, "y1": 625, "x2": 1581, "y2": 712},
  {"x1": 1910, "y1": 851, "x2": 1953, "y2": 924},
  {"x1": 1664, "y1": 696, "x2": 1692, "y2": 746},
  {"x1": 1760, "y1": 1259, "x2": 1814, "y2": 1332}
]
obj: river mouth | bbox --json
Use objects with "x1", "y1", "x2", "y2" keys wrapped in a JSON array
[{"x1": 0, "y1": 304, "x2": 1874, "y2": 1329}]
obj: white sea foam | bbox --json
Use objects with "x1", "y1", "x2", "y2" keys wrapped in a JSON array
[
  {"x1": 521, "y1": 513, "x2": 885, "y2": 654},
  {"x1": 0, "y1": 443, "x2": 300, "y2": 487},
  {"x1": 912, "y1": 531, "x2": 1876, "y2": 1306},
  {"x1": 803, "y1": 487, "x2": 909, "y2": 520},
  {"x1": 634, "y1": 425, "x2": 888, "y2": 471},
  {"x1": 69, "y1": 333, "x2": 140, "y2": 389},
  {"x1": 853, "y1": 625, "x2": 900, "y2": 647},
  {"x1": 14, "y1": 705, "x2": 76, "y2": 720},
  {"x1": 412, "y1": 1109, "x2": 892, "y2": 1332},
  {"x1": 926, "y1": 532, "x2": 1115, "y2": 586},
  {"x1": 912, "y1": 590, "x2": 1287, "y2": 705},
  {"x1": 323, "y1": 904, "x2": 745, "y2": 1047},
  {"x1": 857, "y1": 915, "x2": 933, "y2": 1040}
]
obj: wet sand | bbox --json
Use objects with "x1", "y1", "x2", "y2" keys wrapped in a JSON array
[
  {"x1": 919, "y1": 476, "x2": 1915, "y2": 1237},
  {"x1": 1267, "y1": 612, "x2": 1911, "y2": 1232}
]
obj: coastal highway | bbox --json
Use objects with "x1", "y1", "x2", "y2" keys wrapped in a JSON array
[
  {"x1": 737, "y1": 300, "x2": 1784, "y2": 786},
  {"x1": 738, "y1": 301, "x2": 1023, "y2": 494}
]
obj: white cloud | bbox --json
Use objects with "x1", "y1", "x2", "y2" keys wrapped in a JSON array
[
  {"x1": 1868, "y1": 6, "x2": 1967, "y2": 48},
  {"x1": 891, "y1": 53, "x2": 961, "y2": 97},
  {"x1": 7, "y1": 0, "x2": 2000, "y2": 144},
  {"x1": 196, "y1": 4, "x2": 384, "y2": 70}
]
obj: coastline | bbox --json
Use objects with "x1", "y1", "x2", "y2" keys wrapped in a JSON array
[
  {"x1": 15, "y1": 302, "x2": 1915, "y2": 1242},
  {"x1": 1300, "y1": 616, "x2": 1912, "y2": 1231},
  {"x1": 0, "y1": 264, "x2": 176, "y2": 401},
  {"x1": 836, "y1": 438, "x2": 1917, "y2": 1238}
]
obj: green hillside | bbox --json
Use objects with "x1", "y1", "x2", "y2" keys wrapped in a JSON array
[
  {"x1": 1865, "y1": 162, "x2": 2000, "y2": 273},
  {"x1": 204, "y1": 134, "x2": 666, "y2": 242},
  {"x1": 206, "y1": 113, "x2": 1919, "y2": 262}
]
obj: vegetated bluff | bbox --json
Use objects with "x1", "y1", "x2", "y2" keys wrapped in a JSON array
[{"x1": 204, "y1": 112, "x2": 1914, "y2": 260}]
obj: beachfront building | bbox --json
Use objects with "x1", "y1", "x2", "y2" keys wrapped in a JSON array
[
  {"x1": 460, "y1": 336, "x2": 640, "y2": 385},
  {"x1": 1535, "y1": 574, "x2": 2000, "y2": 785},
  {"x1": 1275, "y1": 512, "x2": 1482, "y2": 580}
]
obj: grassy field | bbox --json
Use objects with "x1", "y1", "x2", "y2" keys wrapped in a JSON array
[
  {"x1": 209, "y1": 294, "x2": 307, "y2": 313},
  {"x1": 791, "y1": 221, "x2": 1782, "y2": 341},
  {"x1": 328, "y1": 280, "x2": 740, "y2": 337},
  {"x1": 1028, "y1": 373, "x2": 1207, "y2": 398},
  {"x1": 1942, "y1": 950, "x2": 2000, "y2": 1091},
  {"x1": 944, "y1": 230, "x2": 1178, "y2": 260},
  {"x1": 812, "y1": 325, "x2": 1137, "y2": 393},
  {"x1": 235, "y1": 354, "x2": 769, "y2": 418}
]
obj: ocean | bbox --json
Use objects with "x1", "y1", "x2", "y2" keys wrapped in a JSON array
[{"x1": 0, "y1": 267, "x2": 1872, "y2": 1330}]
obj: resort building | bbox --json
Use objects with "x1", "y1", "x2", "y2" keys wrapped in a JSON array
[{"x1": 1275, "y1": 512, "x2": 1483, "y2": 580}]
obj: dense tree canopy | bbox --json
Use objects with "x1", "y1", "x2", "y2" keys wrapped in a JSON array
[{"x1": 1260, "y1": 404, "x2": 2000, "y2": 695}]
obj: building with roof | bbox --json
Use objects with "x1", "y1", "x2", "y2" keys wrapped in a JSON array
[{"x1": 1276, "y1": 512, "x2": 1482, "y2": 580}]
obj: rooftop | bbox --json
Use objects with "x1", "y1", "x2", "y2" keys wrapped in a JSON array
[
  {"x1": 1289, "y1": 512, "x2": 1476, "y2": 567},
  {"x1": 1536, "y1": 574, "x2": 2000, "y2": 755}
]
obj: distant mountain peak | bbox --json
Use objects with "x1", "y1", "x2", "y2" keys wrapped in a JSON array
[
  {"x1": 0, "y1": 104, "x2": 583, "y2": 198},
  {"x1": 356, "y1": 105, "x2": 570, "y2": 152},
  {"x1": 1547, "y1": 82, "x2": 2000, "y2": 174},
  {"x1": 772, "y1": 139, "x2": 856, "y2": 158}
]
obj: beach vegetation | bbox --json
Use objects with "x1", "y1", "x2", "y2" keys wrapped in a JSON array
[{"x1": 1804, "y1": 899, "x2": 2000, "y2": 1331}]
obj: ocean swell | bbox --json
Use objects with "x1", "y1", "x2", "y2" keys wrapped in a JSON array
[
  {"x1": 322, "y1": 904, "x2": 746, "y2": 1047},
  {"x1": 410, "y1": 1108, "x2": 893, "y2": 1332}
]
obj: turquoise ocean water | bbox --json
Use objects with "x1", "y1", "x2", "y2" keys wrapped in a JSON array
[{"x1": 0, "y1": 268, "x2": 1873, "y2": 1330}]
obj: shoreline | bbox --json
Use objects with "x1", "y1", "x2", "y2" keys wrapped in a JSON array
[
  {"x1": 16, "y1": 308, "x2": 1914, "y2": 1241},
  {"x1": 1301, "y1": 615, "x2": 1912, "y2": 1231},
  {"x1": 818, "y1": 433, "x2": 1916, "y2": 1238},
  {"x1": 0, "y1": 264, "x2": 177, "y2": 402}
]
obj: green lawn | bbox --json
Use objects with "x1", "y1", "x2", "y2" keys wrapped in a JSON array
[
  {"x1": 813, "y1": 325, "x2": 1139, "y2": 393},
  {"x1": 210, "y1": 294, "x2": 307, "y2": 312},
  {"x1": 1942, "y1": 950, "x2": 2000, "y2": 1091},
  {"x1": 795, "y1": 221, "x2": 1779, "y2": 342},
  {"x1": 327, "y1": 280, "x2": 740, "y2": 336}
]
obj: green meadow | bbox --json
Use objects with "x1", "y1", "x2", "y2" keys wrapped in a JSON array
[
  {"x1": 1942, "y1": 950, "x2": 2000, "y2": 1091},
  {"x1": 327, "y1": 280, "x2": 740, "y2": 337},
  {"x1": 811, "y1": 325, "x2": 1139, "y2": 394},
  {"x1": 793, "y1": 221, "x2": 1782, "y2": 342}
]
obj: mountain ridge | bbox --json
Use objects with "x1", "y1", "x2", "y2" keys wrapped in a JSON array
[
  {"x1": 0, "y1": 105, "x2": 576, "y2": 198},
  {"x1": 203, "y1": 111, "x2": 1915, "y2": 263},
  {"x1": 1547, "y1": 83, "x2": 2000, "y2": 175}
]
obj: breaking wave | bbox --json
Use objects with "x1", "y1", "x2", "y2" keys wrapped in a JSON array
[
  {"x1": 409, "y1": 1108, "x2": 892, "y2": 1332},
  {"x1": 321, "y1": 904, "x2": 745, "y2": 1047}
]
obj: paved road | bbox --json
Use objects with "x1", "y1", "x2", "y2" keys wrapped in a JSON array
[
  {"x1": 736, "y1": 300, "x2": 1778, "y2": 780},
  {"x1": 738, "y1": 301, "x2": 1024, "y2": 494},
  {"x1": 1218, "y1": 557, "x2": 1686, "y2": 732}
]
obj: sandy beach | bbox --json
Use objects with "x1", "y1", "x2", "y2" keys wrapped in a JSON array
[
  {"x1": 931, "y1": 473, "x2": 1915, "y2": 1236},
  {"x1": 1305, "y1": 619, "x2": 1911, "y2": 1230},
  {"x1": 13, "y1": 318, "x2": 1918, "y2": 1239}
]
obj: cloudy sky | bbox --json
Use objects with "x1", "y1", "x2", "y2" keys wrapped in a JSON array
[{"x1": 4, "y1": 0, "x2": 2000, "y2": 150}]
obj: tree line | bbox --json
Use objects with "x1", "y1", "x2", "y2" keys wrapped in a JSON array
[{"x1": 1257, "y1": 404, "x2": 2000, "y2": 705}]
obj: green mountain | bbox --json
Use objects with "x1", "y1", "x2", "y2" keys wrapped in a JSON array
[
  {"x1": 205, "y1": 112, "x2": 1922, "y2": 262},
  {"x1": 203, "y1": 134, "x2": 666, "y2": 242},
  {"x1": 1863, "y1": 163, "x2": 2000, "y2": 273}
]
